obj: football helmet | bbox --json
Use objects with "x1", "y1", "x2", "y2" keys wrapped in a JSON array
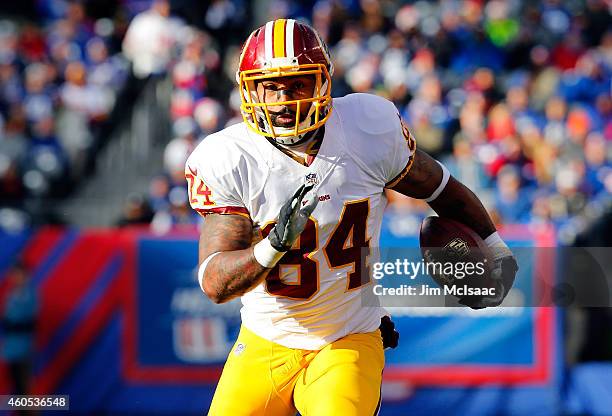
[{"x1": 237, "y1": 19, "x2": 334, "y2": 145}]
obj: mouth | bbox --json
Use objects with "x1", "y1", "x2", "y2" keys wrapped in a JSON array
[{"x1": 271, "y1": 111, "x2": 297, "y2": 127}]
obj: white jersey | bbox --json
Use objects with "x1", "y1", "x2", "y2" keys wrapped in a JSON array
[{"x1": 186, "y1": 93, "x2": 416, "y2": 350}]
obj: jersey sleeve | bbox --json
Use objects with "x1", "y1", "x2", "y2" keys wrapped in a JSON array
[
  {"x1": 184, "y1": 138, "x2": 250, "y2": 219},
  {"x1": 341, "y1": 93, "x2": 416, "y2": 188},
  {"x1": 384, "y1": 113, "x2": 417, "y2": 188}
]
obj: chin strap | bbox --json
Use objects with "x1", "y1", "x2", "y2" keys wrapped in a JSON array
[
  {"x1": 282, "y1": 126, "x2": 321, "y2": 147},
  {"x1": 269, "y1": 126, "x2": 324, "y2": 151}
]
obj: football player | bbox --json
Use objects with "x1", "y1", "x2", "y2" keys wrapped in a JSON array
[{"x1": 185, "y1": 19, "x2": 518, "y2": 416}]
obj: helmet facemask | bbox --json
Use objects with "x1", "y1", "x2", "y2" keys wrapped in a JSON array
[{"x1": 238, "y1": 63, "x2": 332, "y2": 146}]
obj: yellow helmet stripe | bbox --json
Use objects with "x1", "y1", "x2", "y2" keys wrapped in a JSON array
[{"x1": 273, "y1": 19, "x2": 286, "y2": 57}]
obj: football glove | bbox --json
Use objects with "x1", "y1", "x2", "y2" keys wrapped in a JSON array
[
  {"x1": 268, "y1": 184, "x2": 319, "y2": 252},
  {"x1": 379, "y1": 316, "x2": 400, "y2": 349}
]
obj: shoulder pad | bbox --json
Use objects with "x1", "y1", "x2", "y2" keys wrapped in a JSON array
[{"x1": 340, "y1": 93, "x2": 400, "y2": 136}]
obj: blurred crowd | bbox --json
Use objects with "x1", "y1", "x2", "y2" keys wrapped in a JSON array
[
  {"x1": 373, "y1": 0, "x2": 612, "y2": 244},
  {"x1": 0, "y1": 0, "x2": 610, "y2": 243},
  {"x1": 0, "y1": 0, "x2": 132, "y2": 229},
  {"x1": 116, "y1": 0, "x2": 246, "y2": 230}
]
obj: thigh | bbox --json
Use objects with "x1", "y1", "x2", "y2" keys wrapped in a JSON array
[
  {"x1": 294, "y1": 330, "x2": 385, "y2": 416},
  {"x1": 208, "y1": 326, "x2": 297, "y2": 416}
]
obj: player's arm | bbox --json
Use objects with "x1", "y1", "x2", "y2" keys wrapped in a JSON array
[
  {"x1": 390, "y1": 148, "x2": 495, "y2": 239},
  {"x1": 391, "y1": 149, "x2": 518, "y2": 308},
  {"x1": 198, "y1": 184, "x2": 318, "y2": 304},
  {"x1": 198, "y1": 214, "x2": 269, "y2": 304}
]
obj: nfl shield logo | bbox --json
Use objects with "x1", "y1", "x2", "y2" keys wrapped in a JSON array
[
  {"x1": 305, "y1": 173, "x2": 318, "y2": 186},
  {"x1": 234, "y1": 343, "x2": 246, "y2": 356},
  {"x1": 173, "y1": 317, "x2": 229, "y2": 362},
  {"x1": 444, "y1": 238, "x2": 470, "y2": 258}
]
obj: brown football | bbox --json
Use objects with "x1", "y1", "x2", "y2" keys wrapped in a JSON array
[{"x1": 419, "y1": 216, "x2": 494, "y2": 297}]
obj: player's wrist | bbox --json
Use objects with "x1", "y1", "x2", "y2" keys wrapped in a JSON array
[
  {"x1": 268, "y1": 226, "x2": 290, "y2": 252},
  {"x1": 484, "y1": 231, "x2": 513, "y2": 260},
  {"x1": 253, "y1": 237, "x2": 286, "y2": 268}
]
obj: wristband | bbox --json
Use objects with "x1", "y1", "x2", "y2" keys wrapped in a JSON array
[
  {"x1": 198, "y1": 252, "x2": 221, "y2": 290},
  {"x1": 484, "y1": 231, "x2": 513, "y2": 260},
  {"x1": 424, "y1": 161, "x2": 450, "y2": 202},
  {"x1": 253, "y1": 237, "x2": 286, "y2": 268}
]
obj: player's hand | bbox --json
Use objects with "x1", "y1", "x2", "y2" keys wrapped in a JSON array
[
  {"x1": 379, "y1": 316, "x2": 399, "y2": 349},
  {"x1": 268, "y1": 184, "x2": 318, "y2": 252},
  {"x1": 459, "y1": 255, "x2": 518, "y2": 309}
]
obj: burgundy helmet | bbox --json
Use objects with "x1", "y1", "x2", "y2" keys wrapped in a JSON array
[{"x1": 236, "y1": 19, "x2": 334, "y2": 145}]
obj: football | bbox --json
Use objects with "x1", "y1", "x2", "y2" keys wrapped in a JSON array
[{"x1": 419, "y1": 216, "x2": 494, "y2": 299}]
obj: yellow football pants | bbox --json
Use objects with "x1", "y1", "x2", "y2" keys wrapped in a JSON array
[{"x1": 207, "y1": 325, "x2": 385, "y2": 416}]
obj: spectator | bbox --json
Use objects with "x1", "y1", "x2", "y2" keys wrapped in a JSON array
[
  {"x1": 26, "y1": 116, "x2": 69, "y2": 191},
  {"x1": 487, "y1": 103, "x2": 515, "y2": 141},
  {"x1": 1, "y1": 261, "x2": 37, "y2": 400},
  {"x1": 0, "y1": 61, "x2": 22, "y2": 106},
  {"x1": 116, "y1": 194, "x2": 154, "y2": 227},
  {"x1": 193, "y1": 97, "x2": 224, "y2": 135},
  {"x1": 22, "y1": 63, "x2": 54, "y2": 123},
  {"x1": 529, "y1": 191, "x2": 555, "y2": 226},
  {"x1": 86, "y1": 37, "x2": 125, "y2": 92},
  {"x1": 404, "y1": 73, "x2": 449, "y2": 155},
  {"x1": 148, "y1": 174, "x2": 171, "y2": 213},
  {"x1": 554, "y1": 158, "x2": 589, "y2": 217},
  {"x1": 60, "y1": 61, "x2": 113, "y2": 121},
  {"x1": 405, "y1": 49, "x2": 436, "y2": 94},
  {"x1": 443, "y1": 137, "x2": 489, "y2": 192},
  {"x1": 543, "y1": 95, "x2": 567, "y2": 146},
  {"x1": 583, "y1": 133, "x2": 610, "y2": 196},
  {"x1": 122, "y1": 0, "x2": 176, "y2": 79},
  {"x1": 494, "y1": 165, "x2": 531, "y2": 223},
  {"x1": 164, "y1": 117, "x2": 198, "y2": 184},
  {"x1": 150, "y1": 186, "x2": 198, "y2": 234}
]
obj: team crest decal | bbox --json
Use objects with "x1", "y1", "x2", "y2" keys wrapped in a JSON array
[{"x1": 305, "y1": 173, "x2": 318, "y2": 186}]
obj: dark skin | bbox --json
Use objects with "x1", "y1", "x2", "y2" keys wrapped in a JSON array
[
  {"x1": 199, "y1": 148, "x2": 496, "y2": 304},
  {"x1": 256, "y1": 75, "x2": 316, "y2": 129},
  {"x1": 199, "y1": 214, "x2": 268, "y2": 304},
  {"x1": 390, "y1": 149, "x2": 496, "y2": 239},
  {"x1": 256, "y1": 75, "x2": 322, "y2": 165}
]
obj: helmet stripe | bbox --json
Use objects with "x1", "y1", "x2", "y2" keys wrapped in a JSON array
[
  {"x1": 286, "y1": 19, "x2": 295, "y2": 58},
  {"x1": 264, "y1": 21, "x2": 274, "y2": 61},
  {"x1": 273, "y1": 19, "x2": 286, "y2": 57}
]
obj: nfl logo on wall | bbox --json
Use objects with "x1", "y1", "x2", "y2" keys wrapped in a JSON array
[
  {"x1": 305, "y1": 173, "x2": 318, "y2": 186},
  {"x1": 173, "y1": 317, "x2": 229, "y2": 362}
]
